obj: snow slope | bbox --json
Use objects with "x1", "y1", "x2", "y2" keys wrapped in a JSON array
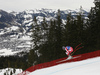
[{"x1": 29, "y1": 57, "x2": 100, "y2": 75}]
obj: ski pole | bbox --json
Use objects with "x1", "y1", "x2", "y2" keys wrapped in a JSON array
[
  {"x1": 71, "y1": 46, "x2": 84, "y2": 56},
  {"x1": 74, "y1": 43, "x2": 82, "y2": 50}
]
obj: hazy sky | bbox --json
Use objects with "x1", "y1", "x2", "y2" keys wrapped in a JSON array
[{"x1": 0, "y1": 0, "x2": 95, "y2": 12}]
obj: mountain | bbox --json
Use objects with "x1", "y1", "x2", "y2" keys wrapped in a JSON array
[
  {"x1": 0, "y1": 10, "x2": 16, "y2": 28},
  {"x1": 0, "y1": 9, "x2": 89, "y2": 56}
]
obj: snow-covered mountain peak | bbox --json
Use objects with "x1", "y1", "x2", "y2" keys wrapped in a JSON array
[{"x1": 0, "y1": 9, "x2": 89, "y2": 57}]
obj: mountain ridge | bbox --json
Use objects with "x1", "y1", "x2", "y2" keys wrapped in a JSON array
[{"x1": 0, "y1": 8, "x2": 89, "y2": 56}]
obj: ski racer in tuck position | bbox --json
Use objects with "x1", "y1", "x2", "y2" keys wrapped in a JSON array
[
  {"x1": 62, "y1": 46, "x2": 73, "y2": 59},
  {"x1": 62, "y1": 43, "x2": 83, "y2": 60}
]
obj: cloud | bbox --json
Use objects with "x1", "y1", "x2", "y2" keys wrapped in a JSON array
[{"x1": 0, "y1": 0, "x2": 94, "y2": 12}]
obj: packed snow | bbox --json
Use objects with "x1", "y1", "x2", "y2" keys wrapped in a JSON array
[{"x1": 29, "y1": 57, "x2": 100, "y2": 75}]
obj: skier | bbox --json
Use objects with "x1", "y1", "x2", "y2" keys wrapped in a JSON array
[{"x1": 62, "y1": 46, "x2": 73, "y2": 59}]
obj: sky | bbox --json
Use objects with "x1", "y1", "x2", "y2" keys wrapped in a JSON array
[{"x1": 0, "y1": 0, "x2": 95, "y2": 12}]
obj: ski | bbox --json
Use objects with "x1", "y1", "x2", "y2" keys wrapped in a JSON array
[{"x1": 56, "y1": 55, "x2": 81, "y2": 63}]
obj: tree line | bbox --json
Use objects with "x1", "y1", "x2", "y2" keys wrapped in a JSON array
[{"x1": 28, "y1": 0, "x2": 100, "y2": 67}]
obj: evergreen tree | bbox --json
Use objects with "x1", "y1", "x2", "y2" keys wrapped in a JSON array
[
  {"x1": 63, "y1": 13, "x2": 74, "y2": 46},
  {"x1": 55, "y1": 9, "x2": 64, "y2": 58},
  {"x1": 47, "y1": 20, "x2": 57, "y2": 45},
  {"x1": 7, "y1": 61, "x2": 10, "y2": 68},
  {"x1": 28, "y1": 16, "x2": 40, "y2": 65},
  {"x1": 74, "y1": 8, "x2": 85, "y2": 54},
  {"x1": 41, "y1": 17, "x2": 48, "y2": 44},
  {"x1": 28, "y1": 49, "x2": 37, "y2": 66},
  {"x1": 63, "y1": 7, "x2": 85, "y2": 54},
  {"x1": 75, "y1": 11, "x2": 84, "y2": 44},
  {"x1": 31, "y1": 16, "x2": 42, "y2": 48},
  {"x1": 39, "y1": 10, "x2": 65, "y2": 63},
  {"x1": 39, "y1": 20, "x2": 57, "y2": 63},
  {"x1": 88, "y1": 0, "x2": 100, "y2": 50}
]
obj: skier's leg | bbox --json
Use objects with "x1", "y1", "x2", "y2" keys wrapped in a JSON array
[
  {"x1": 69, "y1": 47, "x2": 73, "y2": 53},
  {"x1": 66, "y1": 51, "x2": 69, "y2": 56},
  {"x1": 67, "y1": 54, "x2": 73, "y2": 59}
]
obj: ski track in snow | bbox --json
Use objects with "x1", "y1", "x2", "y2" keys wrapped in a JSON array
[
  {"x1": 48, "y1": 59, "x2": 100, "y2": 75},
  {"x1": 29, "y1": 57, "x2": 100, "y2": 75}
]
